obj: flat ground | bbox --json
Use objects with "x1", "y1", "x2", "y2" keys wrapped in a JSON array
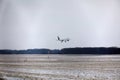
[{"x1": 0, "y1": 54, "x2": 119, "y2": 80}]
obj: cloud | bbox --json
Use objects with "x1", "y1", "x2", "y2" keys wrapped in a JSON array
[{"x1": 0, "y1": 0, "x2": 120, "y2": 49}]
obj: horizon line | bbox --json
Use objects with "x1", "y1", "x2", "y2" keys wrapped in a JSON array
[{"x1": 0, "y1": 47, "x2": 120, "y2": 51}]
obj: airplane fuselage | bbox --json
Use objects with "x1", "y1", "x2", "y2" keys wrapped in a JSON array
[{"x1": 57, "y1": 36, "x2": 70, "y2": 43}]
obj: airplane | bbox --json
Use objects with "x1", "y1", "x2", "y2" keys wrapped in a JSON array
[{"x1": 57, "y1": 36, "x2": 70, "y2": 43}]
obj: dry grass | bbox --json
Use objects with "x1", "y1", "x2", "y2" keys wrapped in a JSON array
[{"x1": 0, "y1": 54, "x2": 119, "y2": 80}]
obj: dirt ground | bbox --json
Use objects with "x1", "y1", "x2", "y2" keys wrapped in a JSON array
[{"x1": 0, "y1": 54, "x2": 119, "y2": 80}]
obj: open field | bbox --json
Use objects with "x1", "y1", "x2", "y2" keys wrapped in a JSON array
[{"x1": 0, "y1": 54, "x2": 120, "y2": 80}]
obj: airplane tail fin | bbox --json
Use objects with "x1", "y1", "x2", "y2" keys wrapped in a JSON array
[{"x1": 57, "y1": 36, "x2": 60, "y2": 40}]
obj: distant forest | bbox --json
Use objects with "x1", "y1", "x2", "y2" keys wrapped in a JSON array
[{"x1": 0, "y1": 47, "x2": 120, "y2": 54}]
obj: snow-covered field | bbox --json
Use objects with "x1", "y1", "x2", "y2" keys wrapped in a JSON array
[{"x1": 0, "y1": 54, "x2": 120, "y2": 80}]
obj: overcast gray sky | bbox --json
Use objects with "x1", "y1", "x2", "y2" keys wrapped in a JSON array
[{"x1": 0, "y1": 0, "x2": 120, "y2": 50}]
